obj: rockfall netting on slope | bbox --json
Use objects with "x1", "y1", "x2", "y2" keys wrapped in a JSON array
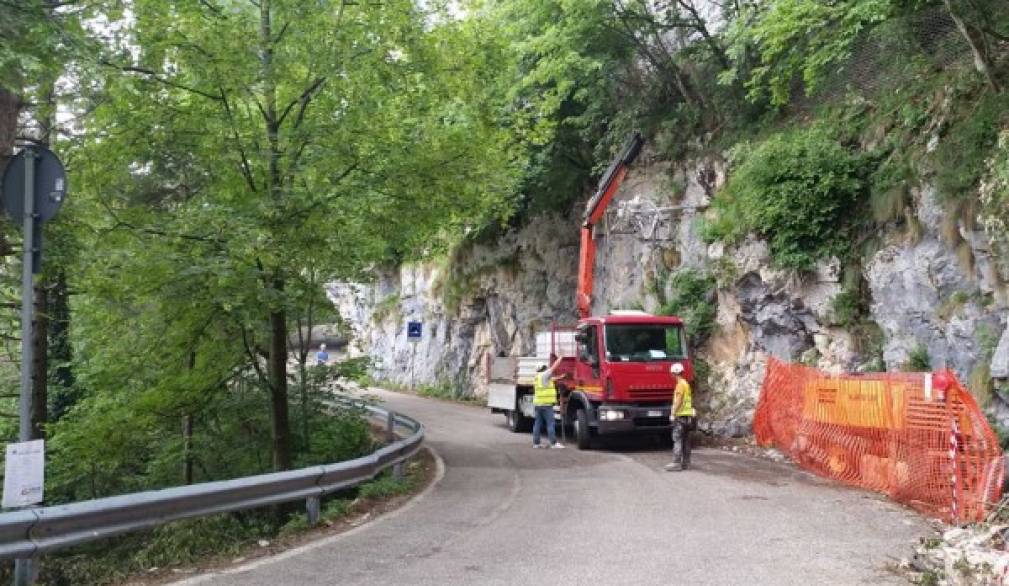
[{"x1": 754, "y1": 358, "x2": 1004, "y2": 523}]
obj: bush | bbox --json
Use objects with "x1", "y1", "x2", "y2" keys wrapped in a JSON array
[
  {"x1": 292, "y1": 406, "x2": 373, "y2": 469},
  {"x1": 654, "y1": 269, "x2": 717, "y2": 347},
  {"x1": 831, "y1": 288, "x2": 862, "y2": 327},
  {"x1": 707, "y1": 127, "x2": 872, "y2": 270},
  {"x1": 906, "y1": 344, "x2": 931, "y2": 371}
]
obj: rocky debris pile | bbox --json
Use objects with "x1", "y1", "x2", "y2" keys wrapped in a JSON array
[{"x1": 903, "y1": 515, "x2": 1009, "y2": 584}]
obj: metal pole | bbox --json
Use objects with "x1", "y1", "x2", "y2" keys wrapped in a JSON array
[
  {"x1": 14, "y1": 149, "x2": 36, "y2": 585},
  {"x1": 410, "y1": 344, "x2": 416, "y2": 392},
  {"x1": 19, "y1": 149, "x2": 34, "y2": 442},
  {"x1": 386, "y1": 411, "x2": 395, "y2": 444},
  {"x1": 305, "y1": 496, "x2": 321, "y2": 526}
]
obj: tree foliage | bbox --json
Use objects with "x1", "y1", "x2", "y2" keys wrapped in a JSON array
[
  {"x1": 27, "y1": 0, "x2": 523, "y2": 500},
  {"x1": 721, "y1": 0, "x2": 893, "y2": 106}
]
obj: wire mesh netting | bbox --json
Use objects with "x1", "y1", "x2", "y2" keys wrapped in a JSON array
[
  {"x1": 788, "y1": 5, "x2": 984, "y2": 112},
  {"x1": 755, "y1": 357, "x2": 1004, "y2": 523}
]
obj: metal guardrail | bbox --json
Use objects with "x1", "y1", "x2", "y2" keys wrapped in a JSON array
[{"x1": 0, "y1": 396, "x2": 423, "y2": 561}]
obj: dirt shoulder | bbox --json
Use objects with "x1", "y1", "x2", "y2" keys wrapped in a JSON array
[{"x1": 123, "y1": 448, "x2": 439, "y2": 586}]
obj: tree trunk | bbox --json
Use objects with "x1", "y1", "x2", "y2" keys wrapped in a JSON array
[
  {"x1": 0, "y1": 86, "x2": 18, "y2": 164},
  {"x1": 48, "y1": 270, "x2": 74, "y2": 421},
  {"x1": 297, "y1": 273, "x2": 316, "y2": 452},
  {"x1": 183, "y1": 351, "x2": 196, "y2": 484},
  {"x1": 268, "y1": 294, "x2": 292, "y2": 471},
  {"x1": 260, "y1": 0, "x2": 292, "y2": 472},
  {"x1": 944, "y1": 0, "x2": 1000, "y2": 92},
  {"x1": 296, "y1": 310, "x2": 310, "y2": 453},
  {"x1": 677, "y1": 0, "x2": 730, "y2": 70},
  {"x1": 30, "y1": 287, "x2": 47, "y2": 439},
  {"x1": 183, "y1": 415, "x2": 194, "y2": 484},
  {"x1": 0, "y1": 87, "x2": 19, "y2": 258}
]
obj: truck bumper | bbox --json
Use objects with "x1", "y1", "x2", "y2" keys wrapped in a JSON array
[{"x1": 595, "y1": 404, "x2": 672, "y2": 435}]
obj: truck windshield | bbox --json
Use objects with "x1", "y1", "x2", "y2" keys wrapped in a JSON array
[{"x1": 604, "y1": 324, "x2": 686, "y2": 362}]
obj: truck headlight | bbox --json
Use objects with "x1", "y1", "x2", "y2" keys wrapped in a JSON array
[{"x1": 600, "y1": 409, "x2": 625, "y2": 421}]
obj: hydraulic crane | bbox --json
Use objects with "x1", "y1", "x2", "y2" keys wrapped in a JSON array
[{"x1": 576, "y1": 132, "x2": 644, "y2": 318}]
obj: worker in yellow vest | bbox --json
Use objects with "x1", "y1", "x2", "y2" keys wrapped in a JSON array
[
  {"x1": 665, "y1": 362, "x2": 695, "y2": 471},
  {"x1": 532, "y1": 357, "x2": 565, "y2": 449}
]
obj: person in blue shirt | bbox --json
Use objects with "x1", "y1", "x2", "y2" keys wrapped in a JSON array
[{"x1": 316, "y1": 343, "x2": 329, "y2": 366}]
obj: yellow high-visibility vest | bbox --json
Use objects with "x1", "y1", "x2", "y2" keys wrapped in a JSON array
[
  {"x1": 674, "y1": 377, "x2": 695, "y2": 417},
  {"x1": 533, "y1": 373, "x2": 558, "y2": 406}
]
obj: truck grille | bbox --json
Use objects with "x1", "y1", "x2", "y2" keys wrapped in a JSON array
[{"x1": 627, "y1": 387, "x2": 673, "y2": 401}]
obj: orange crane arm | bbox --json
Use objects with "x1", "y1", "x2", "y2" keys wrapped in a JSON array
[{"x1": 576, "y1": 132, "x2": 644, "y2": 318}]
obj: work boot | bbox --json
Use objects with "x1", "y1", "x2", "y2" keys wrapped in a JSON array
[
  {"x1": 664, "y1": 463, "x2": 684, "y2": 472},
  {"x1": 533, "y1": 444, "x2": 545, "y2": 449},
  {"x1": 551, "y1": 443, "x2": 565, "y2": 449}
]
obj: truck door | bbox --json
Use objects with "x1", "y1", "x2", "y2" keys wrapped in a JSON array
[{"x1": 575, "y1": 324, "x2": 603, "y2": 400}]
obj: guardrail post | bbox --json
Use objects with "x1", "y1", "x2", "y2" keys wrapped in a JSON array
[
  {"x1": 393, "y1": 462, "x2": 404, "y2": 480},
  {"x1": 13, "y1": 556, "x2": 35, "y2": 586},
  {"x1": 386, "y1": 410, "x2": 395, "y2": 444},
  {"x1": 306, "y1": 496, "x2": 321, "y2": 526}
]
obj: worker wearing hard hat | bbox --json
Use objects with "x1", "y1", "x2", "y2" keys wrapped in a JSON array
[
  {"x1": 532, "y1": 357, "x2": 566, "y2": 449},
  {"x1": 665, "y1": 362, "x2": 695, "y2": 471}
]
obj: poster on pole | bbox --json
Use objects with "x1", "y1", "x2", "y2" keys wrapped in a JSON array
[{"x1": 3, "y1": 439, "x2": 44, "y2": 508}]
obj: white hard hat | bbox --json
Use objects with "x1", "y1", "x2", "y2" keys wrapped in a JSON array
[{"x1": 670, "y1": 363, "x2": 684, "y2": 374}]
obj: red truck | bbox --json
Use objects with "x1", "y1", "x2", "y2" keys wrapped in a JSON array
[{"x1": 487, "y1": 133, "x2": 694, "y2": 449}]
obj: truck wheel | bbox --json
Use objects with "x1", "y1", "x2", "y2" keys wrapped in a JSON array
[
  {"x1": 506, "y1": 410, "x2": 529, "y2": 433},
  {"x1": 574, "y1": 408, "x2": 593, "y2": 450}
]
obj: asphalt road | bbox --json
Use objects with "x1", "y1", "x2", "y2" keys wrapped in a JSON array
[{"x1": 181, "y1": 388, "x2": 929, "y2": 585}]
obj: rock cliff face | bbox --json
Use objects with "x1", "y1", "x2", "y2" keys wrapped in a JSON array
[
  {"x1": 330, "y1": 149, "x2": 1009, "y2": 434},
  {"x1": 330, "y1": 214, "x2": 580, "y2": 392}
]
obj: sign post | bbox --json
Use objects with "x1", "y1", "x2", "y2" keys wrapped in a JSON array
[
  {"x1": 407, "y1": 321, "x2": 422, "y2": 391},
  {"x1": 1, "y1": 146, "x2": 67, "y2": 586},
  {"x1": 18, "y1": 151, "x2": 34, "y2": 445}
]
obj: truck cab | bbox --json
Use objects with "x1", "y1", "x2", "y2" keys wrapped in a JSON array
[{"x1": 558, "y1": 312, "x2": 692, "y2": 448}]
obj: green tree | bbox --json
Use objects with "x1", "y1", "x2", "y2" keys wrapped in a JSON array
[{"x1": 50, "y1": 0, "x2": 520, "y2": 493}]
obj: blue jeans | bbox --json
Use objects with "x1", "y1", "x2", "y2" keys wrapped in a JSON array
[{"x1": 532, "y1": 405, "x2": 556, "y2": 446}]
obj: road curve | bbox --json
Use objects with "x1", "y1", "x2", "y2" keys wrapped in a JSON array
[{"x1": 181, "y1": 388, "x2": 928, "y2": 585}]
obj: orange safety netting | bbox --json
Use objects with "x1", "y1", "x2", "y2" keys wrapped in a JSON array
[{"x1": 754, "y1": 357, "x2": 1005, "y2": 523}]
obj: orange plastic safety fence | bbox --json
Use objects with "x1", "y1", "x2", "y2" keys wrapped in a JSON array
[{"x1": 754, "y1": 358, "x2": 1005, "y2": 523}]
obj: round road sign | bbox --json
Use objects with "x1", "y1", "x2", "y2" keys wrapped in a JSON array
[{"x1": 1, "y1": 146, "x2": 68, "y2": 224}]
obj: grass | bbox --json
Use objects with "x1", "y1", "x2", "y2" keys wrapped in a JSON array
[
  {"x1": 358, "y1": 471, "x2": 416, "y2": 499},
  {"x1": 933, "y1": 86, "x2": 1007, "y2": 201},
  {"x1": 936, "y1": 290, "x2": 970, "y2": 321},
  {"x1": 368, "y1": 377, "x2": 481, "y2": 405},
  {"x1": 372, "y1": 293, "x2": 402, "y2": 323}
]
